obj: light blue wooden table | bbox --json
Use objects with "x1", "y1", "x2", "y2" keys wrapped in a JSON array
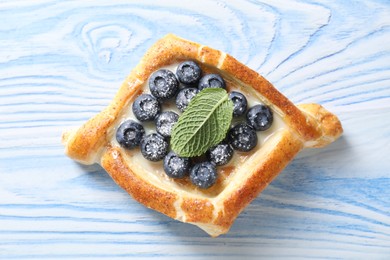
[{"x1": 1, "y1": 0, "x2": 389, "y2": 259}]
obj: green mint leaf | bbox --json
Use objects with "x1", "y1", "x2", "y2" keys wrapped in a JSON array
[{"x1": 170, "y1": 88, "x2": 233, "y2": 157}]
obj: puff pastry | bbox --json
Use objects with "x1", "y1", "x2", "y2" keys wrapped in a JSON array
[{"x1": 62, "y1": 34, "x2": 343, "y2": 237}]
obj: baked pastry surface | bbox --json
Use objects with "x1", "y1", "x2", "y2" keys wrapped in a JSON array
[{"x1": 62, "y1": 34, "x2": 343, "y2": 237}]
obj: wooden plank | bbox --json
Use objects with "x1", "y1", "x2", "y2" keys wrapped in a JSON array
[{"x1": 1, "y1": 0, "x2": 389, "y2": 258}]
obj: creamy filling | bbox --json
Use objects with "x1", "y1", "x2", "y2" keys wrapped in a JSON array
[{"x1": 107, "y1": 62, "x2": 287, "y2": 199}]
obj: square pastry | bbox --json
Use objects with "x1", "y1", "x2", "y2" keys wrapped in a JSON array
[{"x1": 62, "y1": 34, "x2": 342, "y2": 237}]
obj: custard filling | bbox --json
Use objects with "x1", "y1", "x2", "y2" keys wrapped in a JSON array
[{"x1": 107, "y1": 62, "x2": 287, "y2": 198}]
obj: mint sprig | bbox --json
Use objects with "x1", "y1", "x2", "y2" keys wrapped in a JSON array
[{"x1": 170, "y1": 88, "x2": 233, "y2": 157}]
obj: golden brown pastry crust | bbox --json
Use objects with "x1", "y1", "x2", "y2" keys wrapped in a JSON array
[{"x1": 62, "y1": 34, "x2": 343, "y2": 237}]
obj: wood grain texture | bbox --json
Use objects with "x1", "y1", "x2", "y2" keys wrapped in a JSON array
[{"x1": 0, "y1": 0, "x2": 389, "y2": 259}]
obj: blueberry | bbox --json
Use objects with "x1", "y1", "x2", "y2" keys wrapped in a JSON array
[
  {"x1": 198, "y1": 74, "x2": 226, "y2": 90},
  {"x1": 155, "y1": 111, "x2": 179, "y2": 138},
  {"x1": 176, "y1": 60, "x2": 202, "y2": 85},
  {"x1": 229, "y1": 91, "x2": 248, "y2": 117},
  {"x1": 228, "y1": 123, "x2": 257, "y2": 152},
  {"x1": 116, "y1": 120, "x2": 145, "y2": 149},
  {"x1": 207, "y1": 143, "x2": 234, "y2": 166},
  {"x1": 246, "y1": 104, "x2": 273, "y2": 131},
  {"x1": 132, "y1": 94, "x2": 161, "y2": 121},
  {"x1": 175, "y1": 87, "x2": 199, "y2": 112},
  {"x1": 190, "y1": 161, "x2": 218, "y2": 189},
  {"x1": 163, "y1": 151, "x2": 190, "y2": 179},
  {"x1": 149, "y1": 69, "x2": 179, "y2": 100},
  {"x1": 140, "y1": 133, "x2": 169, "y2": 162}
]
